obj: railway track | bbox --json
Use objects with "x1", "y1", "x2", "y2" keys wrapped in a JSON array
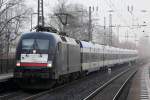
[
  {"x1": 23, "y1": 74, "x2": 89, "y2": 100},
  {"x1": 20, "y1": 64, "x2": 135, "y2": 100},
  {"x1": 0, "y1": 90, "x2": 43, "y2": 100},
  {"x1": 112, "y1": 70, "x2": 136, "y2": 100},
  {"x1": 0, "y1": 91, "x2": 21, "y2": 100},
  {"x1": 0, "y1": 63, "x2": 139, "y2": 100},
  {"x1": 0, "y1": 71, "x2": 90, "y2": 100},
  {"x1": 83, "y1": 67, "x2": 137, "y2": 100},
  {"x1": 0, "y1": 79, "x2": 43, "y2": 100}
]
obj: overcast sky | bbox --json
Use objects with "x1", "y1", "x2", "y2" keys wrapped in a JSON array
[{"x1": 25, "y1": 0, "x2": 150, "y2": 43}]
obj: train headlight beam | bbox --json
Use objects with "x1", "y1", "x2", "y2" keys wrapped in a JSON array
[
  {"x1": 16, "y1": 61, "x2": 21, "y2": 67},
  {"x1": 47, "y1": 61, "x2": 52, "y2": 68}
]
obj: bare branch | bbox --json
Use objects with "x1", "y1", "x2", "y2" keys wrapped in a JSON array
[{"x1": 0, "y1": 10, "x2": 28, "y2": 37}]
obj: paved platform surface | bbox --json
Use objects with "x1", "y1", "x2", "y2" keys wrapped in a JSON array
[
  {"x1": 0, "y1": 73, "x2": 13, "y2": 82},
  {"x1": 127, "y1": 63, "x2": 150, "y2": 100}
]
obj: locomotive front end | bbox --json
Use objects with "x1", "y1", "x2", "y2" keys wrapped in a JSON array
[{"x1": 14, "y1": 32, "x2": 57, "y2": 89}]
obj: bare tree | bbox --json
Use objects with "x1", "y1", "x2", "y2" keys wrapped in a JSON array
[
  {"x1": 48, "y1": 1, "x2": 89, "y2": 40},
  {"x1": 48, "y1": 0, "x2": 121, "y2": 45},
  {"x1": 0, "y1": 0, "x2": 32, "y2": 55}
]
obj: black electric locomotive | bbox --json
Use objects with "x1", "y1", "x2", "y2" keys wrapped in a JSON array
[{"x1": 14, "y1": 32, "x2": 81, "y2": 89}]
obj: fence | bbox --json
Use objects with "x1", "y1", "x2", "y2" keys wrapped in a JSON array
[{"x1": 0, "y1": 53, "x2": 15, "y2": 74}]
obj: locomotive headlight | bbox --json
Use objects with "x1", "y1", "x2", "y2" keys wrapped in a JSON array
[
  {"x1": 47, "y1": 61, "x2": 52, "y2": 68},
  {"x1": 16, "y1": 61, "x2": 21, "y2": 67}
]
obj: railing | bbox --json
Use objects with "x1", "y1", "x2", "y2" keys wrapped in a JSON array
[{"x1": 0, "y1": 53, "x2": 15, "y2": 74}]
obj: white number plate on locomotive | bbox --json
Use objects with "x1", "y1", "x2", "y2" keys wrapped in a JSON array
[{"x1": 21, "y1": 54, "x2": 48, "y2": 63}]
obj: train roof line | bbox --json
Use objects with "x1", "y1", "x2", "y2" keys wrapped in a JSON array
[{"x1": 22, "y1": 32, "x2": 137, "y2": 51}]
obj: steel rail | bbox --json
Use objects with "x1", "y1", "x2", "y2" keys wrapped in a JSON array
[
  {"x1": 23, "y1": 75, "x2": 88, "y2": 100},
  {"x1": 112, "y1": 70, "x2": 137, "y2": 100},
  {"x1": 83, "y1": 68, "x2": 131, "y2": 100},
  {"x1": 0, "y1": 91, "x2": 21, "y2": 100}
]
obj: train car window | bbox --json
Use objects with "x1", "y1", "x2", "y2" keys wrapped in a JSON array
[
  {"x1": 87, "y1": 52, "x2": 91, "y2": 62},
  {"x1": 57, "y1": 42, "x2": 61, "y2": 51}
]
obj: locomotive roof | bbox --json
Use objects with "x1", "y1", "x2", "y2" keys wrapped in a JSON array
[
  {"x1": 22, "y1": 32, "x2": 78, "y2": 46},
  {"x1": 22, "y1": 32, "x2": 61, "y2": 40}
]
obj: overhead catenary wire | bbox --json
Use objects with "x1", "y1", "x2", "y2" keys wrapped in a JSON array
[{"x1": 104, "y1": 0, "x2": 129, "y2": 25}]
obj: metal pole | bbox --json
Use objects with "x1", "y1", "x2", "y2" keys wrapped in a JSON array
[
  {"x1": 127, "y1": 30, "x2": 129, "y2": 43},
  {"x1": 37, "y1": 0, "x2": 39, "y2": 27},
  {"x1": 6, "y1": 4, "x2": 8, "y2": 73},
  {"x1": 30, "y1": 13, "x2": 38, "y2": 31},
  {"x1": 103, "y1": 17, "x2": 106, "y2": 68},
  {"x1": 134, "y1": 33, "x2": 136, "y2": 48},
  {"x1": 42, "y1": 0, "x2": 44, "y2": 26},
  {"x1": 88, "y1": 6, "x2": 92, "y2": 42},
  {"x1": 37, "y1": 0, "x2": 44, "y2": 31},
  {"x1": 109, "y1": 13, "x2": 112, "y2": 46},
  {"x1": 30, "y1": 14, "x2": 32, "y2": 31},
  {"x1": 104, "y1": 17, "x2": 106, "y2": 45},
  {"x1": 117, "y1": 25, "x2": 120, "y2": 46}
]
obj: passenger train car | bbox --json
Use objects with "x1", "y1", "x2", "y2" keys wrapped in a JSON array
[{"x1": 14, "y1": 32, "x2": 138, "y2": 89}]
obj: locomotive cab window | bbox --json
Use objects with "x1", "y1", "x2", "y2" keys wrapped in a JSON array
[
  {"x1": 22, "y1": 39, "x2": 49, "y2": 50},
  {"x1": 22, "y1": 39, "x2": 34, "y2": 50}
]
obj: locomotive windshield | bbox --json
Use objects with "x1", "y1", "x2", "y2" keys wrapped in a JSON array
[{"x1": 22, "y1": 39, "x2": 49, "y2": 50}]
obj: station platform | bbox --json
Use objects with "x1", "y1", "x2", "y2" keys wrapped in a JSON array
[
  {"x1": 0, "y1": 73, "x2": 13, "y2": 82},
  {"x1": 127, "y1": 63, "x2": 150, "y2": 100}
]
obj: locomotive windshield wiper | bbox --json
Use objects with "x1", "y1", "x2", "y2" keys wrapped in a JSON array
[
  {"x1": 25, "y1": 48, "x2": 31, "y2": 56},
  {"x1": 34, "y1": 39, "x2": 42, "y2": 57}
]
